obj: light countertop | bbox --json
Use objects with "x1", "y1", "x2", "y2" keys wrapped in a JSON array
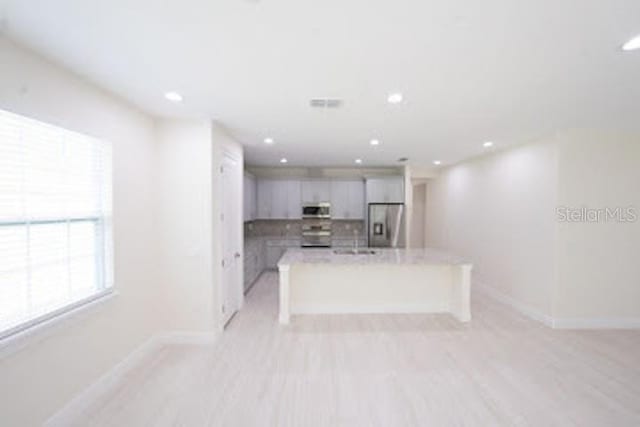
[{"x1": 278, "y1": 247, "x2": 471, "y2": 268}]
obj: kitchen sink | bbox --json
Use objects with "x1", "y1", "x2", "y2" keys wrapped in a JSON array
[{"x1": 333, "y1": 249, "x2": 376, "y2": 255}]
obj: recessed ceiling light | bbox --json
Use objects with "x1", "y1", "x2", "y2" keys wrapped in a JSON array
[
  {"x1": 264, "y1": 137, "x2": 274, "y2": 144},
  {"x1": 433, "y1": 160, "x2": 442, "y2": 165},
  {"x1": 370, "y1": 139, "x2": 380, "y2": 146},
  {"x1": 280, "y1": 158, "x2": 288, "y2": 164},
  {"x1": 355, "y1": 158, "x2": 363, "y2": 164},
  {"x1": 483, "y1": 141, "x2": 494, "y2": 148},
  {"x1": 164, "y1": 91, "x2": 183, "y2": 102},
  {"x1": 622, "y1": 35, "x2": 640, "y2": 51},
  {"x1": 387, "y1": 93, "x2": 403, "y2": 104}
]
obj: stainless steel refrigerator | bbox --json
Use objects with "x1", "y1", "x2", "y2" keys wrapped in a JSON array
[{"x1": 368, "y1": 203, "x2": 405, "y2": 247}]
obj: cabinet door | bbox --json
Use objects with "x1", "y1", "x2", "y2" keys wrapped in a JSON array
[
  {"x1": 385, "y1": 177, "x2": 404, "y2": 203},
  {"x1": 302, "y1": 180, "x2": 331, "y2": 202},
  {"x1": 330, "y1": 181, "x2": 349, "y2": 219},
  {"x1": 257, "y1": 179, "x2": 273, "y2": 219},
  {"x1": 250, "y1": 177, "x2": 257, "y2": 220},
  {"x1": 366, "y1": 177, "x2": 404, "y2": 203},
  {"x1": 301, "y1": 181, "x2": 317, "y2": 202},
  {"x1": 243, "y1": 175, "x2": 251, "y2": 222},
  {"x1": 365, "y1": 178, "x2": 382, "y2": 203},
  {"x1": 346, "y1": 180, "x2": 365, "y2": 219},
  {"x1": 286, "y1": 180, "x2": 301, "y2": 219},
  {"x1": 244, "y1": 174, "x2": 257, "y2": 221},
  {"x1": 270, "y1": 181, "x2": 289, "y2": 219},
  {"x1": 316, "y1": 180, "x2": 331, "y2": 202},
  {"x1": 266, "y1": 245, "x2": 285, "y2": 269}
]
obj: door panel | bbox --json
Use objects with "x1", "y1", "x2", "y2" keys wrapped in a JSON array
[{"x1": 221, "y1": 154, "x2": 243, "y2": 326}]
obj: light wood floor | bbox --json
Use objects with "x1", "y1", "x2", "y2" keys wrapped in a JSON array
[{"x1": 71, "y1": 272, "x2": 640, "y2": 426}]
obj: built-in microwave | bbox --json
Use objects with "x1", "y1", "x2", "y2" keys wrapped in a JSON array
[{"x1": 302, "y1": 202, "x2": 331, "y2": 219}]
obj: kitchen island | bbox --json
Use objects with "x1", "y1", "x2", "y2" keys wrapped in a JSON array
[{"x1": 277, "y1": 248, "x2": 472, "y2": 324}]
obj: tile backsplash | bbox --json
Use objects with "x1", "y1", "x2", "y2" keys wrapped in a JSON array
[{"x1": 245, "y1": 220, "x2": 365, "y2": 238}]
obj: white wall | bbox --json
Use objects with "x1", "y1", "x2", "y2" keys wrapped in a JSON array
[
  {"x1": 155, "y1": 120, "x2": 216, "y2": 331},
  {"x1": 0, "y1": 38, "x2": 161, "y2": 425},
  {"x1": 154, "y1": 119, "x2": 244, "y2": 331},
  {"x1": 425, "y1": 130, "x2": 640, "y2": 326},
  {"x1": 0, "y1": 40, "x2": 247, "y2": 424},
  {"x1": 425, "y1": 138, "x2": 559, "y2": 318},
  {"x1": 555, "y1": 131, "x2": 640, "y2": 323}
]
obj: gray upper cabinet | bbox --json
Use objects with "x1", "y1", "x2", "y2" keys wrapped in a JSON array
[{"x1": 365, "y1": 177, "x2": 404, "y2": 204}]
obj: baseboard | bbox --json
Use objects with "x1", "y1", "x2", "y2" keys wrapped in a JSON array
[
  {"x1": 475, "y1": 282, "x2": 640, "y2": 330},
  {"x1": 45, "y1": 331, "x2": 219, "y2": 427},
  {"x1": 551, "y1": 317, "x2": 640, "y2": 329},
  {"x1": 474, "y1": 281, "x2": 554, "y2": 327},
  {"x1": 292, "y1": 303, "x2": 450, "y2": 315}
]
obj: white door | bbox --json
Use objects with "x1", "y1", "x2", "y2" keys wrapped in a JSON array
[{"x1": 221, "y1": 154, "x2": 243, "y2": 326}]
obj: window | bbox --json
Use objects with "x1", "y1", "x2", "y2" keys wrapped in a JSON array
[{"x1": 0, "y1": 109, "x2": 113, "y2": 340}]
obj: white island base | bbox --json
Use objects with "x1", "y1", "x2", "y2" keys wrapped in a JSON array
[{"x1": 278, "y1": 248, "x2": 472, "y2": 324}]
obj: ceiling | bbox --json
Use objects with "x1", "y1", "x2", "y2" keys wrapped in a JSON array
[{"x1": 1, "y1": 0, "x2": 640, "y2": 167}]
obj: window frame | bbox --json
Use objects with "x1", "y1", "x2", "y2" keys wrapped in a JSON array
[{"x1": 0, "y1": 109, "x2": 114, "y2": 344}]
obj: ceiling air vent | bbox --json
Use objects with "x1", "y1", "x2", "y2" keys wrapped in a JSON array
[{"x1": 310, "y1": 98, "x2": 343, "y2": 108}]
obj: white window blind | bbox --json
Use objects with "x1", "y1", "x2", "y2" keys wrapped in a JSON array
[{"x1": 0, "y1": 109, "x2": 113, "y2": 339}]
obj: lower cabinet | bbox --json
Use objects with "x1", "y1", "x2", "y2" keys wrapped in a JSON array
[
  {"x1": 244, "y1": 238, "x2": 300, "y2": 291},
  {"x1": 266, "y1": 239, "x2": 301, "y2": 269},
  {"x1": 244, "y1": 237, "x2": 267, "y2": 292},
  {"x1": 266, "y1": 245, "x2": 285, "y2": 269}
]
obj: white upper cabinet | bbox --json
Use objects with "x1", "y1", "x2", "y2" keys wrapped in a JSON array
[
  {"x1": 346, "y1": 180, "x2": 365, "y2": 219},
  {"x1": 365, "y1": 177, "x2": 404, "y2": 204},
  {"x1": 301, "y1": 180, "x2": 331, "y2": 203},
  {"x1": 256, "y1": 179, "x2": 302, "y2": 219},
  {"x1": 255, "y1": 178, "x2": 370, "y2": 220},
  {"x1": 270, "y1": 180, "x2": 289, "y2": 219},
  {"x1": 286, "y1": 180, "x2": 301, "y2": 219},
  {"x1": 330, "y1": 181, "x2": 349, "y2": 218},
  {"x1": 257, "y1": 179, "x2": 273, "y2": 219},
  {"x1": 243, "y1": 173, "x2": 257, "y2": 222},
  {"x1": 331, "y1": 180, "x2": 365, "y2": 219}
]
